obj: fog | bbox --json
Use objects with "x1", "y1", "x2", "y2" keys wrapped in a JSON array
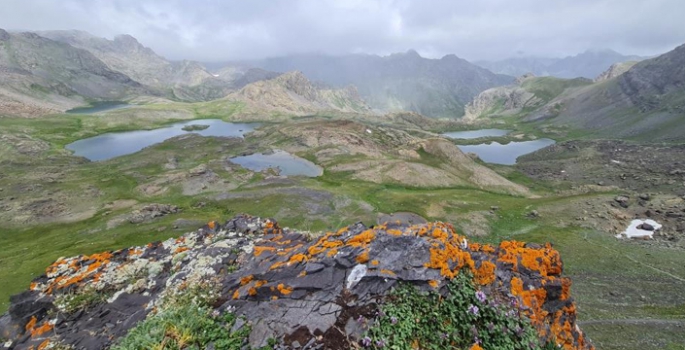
[{"x1": 2, "y1": 0, "x2": 684, "y2": 61}]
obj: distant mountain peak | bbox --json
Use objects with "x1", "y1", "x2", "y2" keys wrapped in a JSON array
[
  {"x1": 405, "y1": 49, "x2": 421, "y2": 58},
  {"x1": 0, "y1": 28, "x2": 9, "y2": 41}
]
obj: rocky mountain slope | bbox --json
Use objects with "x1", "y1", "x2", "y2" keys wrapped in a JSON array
[
  {"x1": 0, "y1": 215, "x2": 593, "y2": 350},
  {"x1": 476, "y1": 49, "x2": 645, "y2": 79},
  {"x1": 0, "y1": 29, "x2": 145, "y2": 117},
  {"x1": 38, "y1": 30, "x2": 271, "y2": 102},
  {"x1": 224, "y1": 71, "x2": 371, "y2": 115},
  {"x1": 467, "y1": 43, "x2": 685, "y2": 141},
  {"x1": 246, "y1": 50, "x2": 514, "y2": 118},
  {"x1": 593, "y1": 61, "x2": 638, "y2": 82}
]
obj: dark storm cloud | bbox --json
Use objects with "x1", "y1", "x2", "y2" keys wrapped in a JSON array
[{"x1": 1, "y1": 0, "x2": 684, "y2": 61}]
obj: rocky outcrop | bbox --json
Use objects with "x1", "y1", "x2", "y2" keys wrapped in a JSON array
[
  {"x1": 0, "y1": 215, "x2": 593, "y2": 350},
  {"x1": 463, "y1": 84, "x2": 540, "y2": 120},
  {"x1": 228, "y1": 71, "x2": 371, "y2": 115},
  {"x1": 593, "y1": 61, "x2": 638, "y2": 82}
]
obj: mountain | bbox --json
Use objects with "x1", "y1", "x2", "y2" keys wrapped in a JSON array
[
  {"x1": 223, "y1": 71, "x2": 370, "y2": 115},
  {"x1": 467, "y1": 43, "x2": 685, "y2": 141},
  {"x1": 244, "y1": 50, "x2": 514, "y2": 118},
  {"x1": 0, "y1": 29, "x2": 145, "y2": 117},
  {"x1": 593, "y1": 61, "x2": 639, "y2": 82},
  {"x1": 38, "y1": 30, "x2": 281, "y2": 102},
  {"x1": 476, "y1": 49, "x2": 646, "y2": 79}
]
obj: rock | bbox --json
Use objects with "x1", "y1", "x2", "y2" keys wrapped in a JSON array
[
  {"x1": 527, "y1": 210, "x2": 540, "y2": 218},
  {"x1": 128, "y1": 204, "x2": 180, "y2": 224},
  {"x1": 2, "y1": 215, "x2": 593, "y2": 350},
  {"x1": 189, "y1": 164, "x2": 208, "y2": 176},
  {"x1": 639, "y1": 193, "x2": 651, "y2": 201},
  {"x1": 637, "y1": 223, "x2": 654, "y2": 231},
  {"x1": 614, "y1": 195, "x2": 630, "y2": 208},
  {"x1": 490, "y1": 206, "x2": 499, "y2": 211}
]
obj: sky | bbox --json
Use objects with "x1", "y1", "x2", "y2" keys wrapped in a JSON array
[{"x1": 2, "y1": 0, "x2": 684, "y2": 62}]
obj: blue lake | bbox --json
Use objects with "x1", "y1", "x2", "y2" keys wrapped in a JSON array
[
  {"x1": 66, "y1": 101, "x2": 131, "y2": 114},
  {"x1": 457, "y1": 139, "x2": 556, "y2": 165},
  {"x1": 66, "y1": 119, "x2": 258, "y2": 161},
  {"x1": 230, "y1": 151, "x2": 323, "y2": 177}
]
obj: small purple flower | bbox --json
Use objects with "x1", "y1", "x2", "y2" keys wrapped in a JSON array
[
  {"x1": 375, "y1": 339, "x2": 386, "y2": 348},
  {"x1": 440, "y1": 332, "x2": 448, "y2": 340},
  {"x1": 390, "y1": 316, "x2": 398, "y2": 325},
  {"x1": 475, "y1": 290, "x2": 487, "y2": 303},
  {"x1": 507, "y1": 309, "x2": 517, "y2": 317},
  {"x1": 468, "y1": 304, "x2": 479, "y2": 316},
  {"x1": 211, "y1": 310, "x2": 221, "y2": 318},
  {"x1": 357, "y1": 315, "x2": 366, "y2": 323},
  {"x1": 474, "y1": 336, "x2": 481, "y2": 344},
  {"x1": 377, "y1": 309, "x2": 386, "y2": 318},
  {"x1": 510, "y1": 297, "x2": 519, "y2": 307},
  {"x1": 361, "y1": 336, "x2": 372, "y2": 347}
]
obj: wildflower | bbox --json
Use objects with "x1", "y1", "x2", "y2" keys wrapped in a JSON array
[
  {"x1": 440, "y1": 332, "x2": 448, "y2": 340},
  {"x1": 375, "y1": 339, "x2": 386, "y2": 348},
  {"x1": 468, "y1": 304, "x2": 479, "y2": 316},
  {"x1": 211, "y1": 310, "x2": 221, "y2": 318},
  {"x1": 390, "y1": 316, "x2": 398, "y2": 325},
  {"x1": 357, "y1": 315, "x2": 366, "y2": 323},
  {"x1": 475, "y1": 290, "x2": 487, "y2": 303},
  {"x1": 361, "y1": 336, "x2": 372, "y2": 347}
]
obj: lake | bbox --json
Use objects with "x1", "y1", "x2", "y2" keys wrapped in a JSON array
[
  {"x1": 457, "y1": 139, "x2": 556, "y2": 165},
  {"x1": 230, "y1": 150, "x2": 323, "y2": 177},
  {"x1": 66, "y1": 101, "x2": 131, "y2": 114},
  {"x1": 442, "y1": 129, "x2": 510, "y2": 139},
  {"x1": 66, "y1": 119, "x2": 258, "y2": 161}
]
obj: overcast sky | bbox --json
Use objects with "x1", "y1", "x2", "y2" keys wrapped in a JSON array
[{"x1": 2, "y1": 0, "x2": 684, "y2": 62}]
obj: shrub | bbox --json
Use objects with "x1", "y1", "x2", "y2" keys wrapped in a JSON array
[{"x1": 363, "y1": 272, "x2": 555, "y2": 350}]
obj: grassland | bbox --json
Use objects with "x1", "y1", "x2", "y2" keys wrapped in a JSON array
[{"x1": 0, "y1": 104, "x2": 684, "y2": 349}]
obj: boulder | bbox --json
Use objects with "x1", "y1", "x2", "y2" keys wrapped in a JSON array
[{"x1": 0, "y1": 215, "x2": 594, "y2": 350}]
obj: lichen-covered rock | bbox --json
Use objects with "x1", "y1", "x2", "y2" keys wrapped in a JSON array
[{"x1": 0, "y1": 215, "x2": 593, "y2": 350}]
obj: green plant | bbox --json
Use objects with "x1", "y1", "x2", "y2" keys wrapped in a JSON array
[
  {"x1": 363, "y1": 272, "x2": 551, "y2": 350},
  {"x1": 53, "y1": 288, "x2": 110, "y2": 313},
  {"x1": 112, "y1": 304, "x2": 250, "y2": 350}
]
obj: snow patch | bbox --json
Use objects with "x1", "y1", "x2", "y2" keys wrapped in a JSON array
[{"x1": 617, "y1": 219, "x2": 662, "y2": 239}]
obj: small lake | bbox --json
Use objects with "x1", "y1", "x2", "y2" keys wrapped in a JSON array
[
  {"x1": 66, "y1": 119, "x2": 258, "y2": 161},
  {"x1": 230, "y1": 150, "x2": 323, "y2": 177},
  {"x1": 442, "y1": 129, "x2": 510, "y2": 139},
  {"x1": 66, "y1": 101, "x2": 131, "y2": 114},
  {"x1": 457, "y1": 139, "x2": 556, "y2": 165}
]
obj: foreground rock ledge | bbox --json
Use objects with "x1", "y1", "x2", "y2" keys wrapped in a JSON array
[{"x1": 0, "y1": 215, "x2": 593, "y2": 350}]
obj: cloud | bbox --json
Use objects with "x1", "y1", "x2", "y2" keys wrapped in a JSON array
[{"x1": 1, "y1": 0, "x2": 684, "y2": 61}]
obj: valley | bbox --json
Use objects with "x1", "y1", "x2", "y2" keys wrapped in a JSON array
[{"x1": 1, "y1": 27, "x2": 684, "y2": 350}]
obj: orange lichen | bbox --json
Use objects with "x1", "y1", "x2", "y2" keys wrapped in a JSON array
[
  {"x1": 561, "y1": 278, "x2": 572, "y2": 300},
  {"x1": 380, "y1": 269, "x2": 396, "y2": 276},
  {"x1": 240, "y1": 275, "x2": 254, "y2": 285},
  {"x1": 31, "y1": 322, "x2": 53, "y2": 337},
  {"x1": 37, "y1": 340, "x2": 50, "y2": 350},
  {"x1": 347, "y1": 230, "x2": 375, "y2": 247},
  {"x1": 277, "y1": 283, "x2": 293, "y2": 295},
  {"x1": 387, "y1": 229, "x2": 403, "y2": 236},
  {"x1": 298, "y1": 270, "x2": 307, "y2": 277},
  {"x1": 428, "y1": 280, "x2": 439, "y2": 288},
  {"x1": 207, "y1": 221, "x2": 216, "y2": 230},
  {"x1": 255, "y1": 280, "x2": 268, "y2": 288},
  {"x1": 248, "y1": 287, "x2": 258, "y2": 296},
  {"x1": 174, "y1": 247, "x2": 189, "y2": 254},
  {"x1": 326, "y1": 248, "x2": 338, "y2": 257},
  {"x1": 474, "y1": 261, "x2": 496, "y2": 285},
  {"x1": 356, "y1": 251, "x2": 370, "y2": 264},
  {"x1": 29, "y1": 282, "x2": 38, "y2": 290},
  {"x1": 469, "y1": 344, "x2": 483, "y2": 350},
  {"x1": 25, "y1": 316, "x2": 37, "y2": 331},
  {"x1": 253, "y1": 246, "x2": 277, "y2": 256},
  {"x1": 232, "y1": 289, "x2": 241, "y2": 300},
  {"x1": 289, "y1": 254, "x2": 308, "y2": 264},
  {"x1": 270, "y1": 261, "x2": 286, "y2": 270},
  {"x1": 370, "y1": 260, "x2": 379, "y2": 266}
]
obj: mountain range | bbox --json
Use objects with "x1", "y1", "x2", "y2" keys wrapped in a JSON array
[
  {"x1": 466, "y1": 44, "x2": 685, "y2": 141},
  {"x1": 476, "y1": 49, "x2": 646, "y2": 79},
  {"x1": 242, "y1": 51, "x2": 514, "y2": 118}
]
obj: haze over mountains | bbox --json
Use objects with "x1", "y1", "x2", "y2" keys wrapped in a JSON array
[
  {"x1": 475, "y1": 49, "x2": 646, "y2": 79},
  {"x1": 1, "y1": 27, "x2": 682, "y2": 134},
  {"x1": 243, "y1": 51, "x2": 514, "y2": 118},
  {"x1": 465, "y1": 43, "x2": 685, "y2": 141}
]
